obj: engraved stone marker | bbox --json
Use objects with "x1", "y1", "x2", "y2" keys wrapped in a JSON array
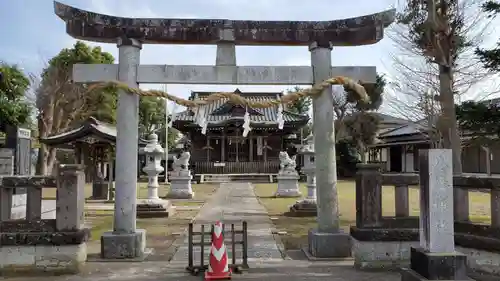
[
  {"x1": 401, "y1": 149, "x2": 468, "y2": 281},
  {"x1": 418, "y1": 149, "x2": 454, "y2": 253}
]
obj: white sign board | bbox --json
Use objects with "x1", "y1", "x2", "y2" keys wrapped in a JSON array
[{"x1": 17, "y1": 128, "x2": 31, "y2": 139}]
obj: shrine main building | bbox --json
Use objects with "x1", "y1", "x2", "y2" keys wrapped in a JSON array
[{"x1": 172, "y1": 89, "x2": 309, "y2": 178}]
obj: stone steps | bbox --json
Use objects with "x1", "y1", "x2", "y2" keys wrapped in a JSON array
[
  {"x1": 200, "y1": 174, "x2": 274, "y2": 183},
  {"x1": 200, "y1": 175, "x2": 231, "y2": 183}
]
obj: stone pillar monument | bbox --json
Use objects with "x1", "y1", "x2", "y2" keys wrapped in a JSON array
[
  {"x1": 101, "y1": 38, "x2": 146, "y2": 259},
  {"x1": 307, "y1": 42, "x2": 351, "y2": 258},
  {"x1": 401, "y1": 149, "x2": 468, "y2": 280},
  {"x1": 275, "y1": 151, "x2": 301, "y2": 197},
  {"x1": 167, "y1": 151, "x2": 194, "y2": 199},
  {"x1": 136, "y1": 133, "x2": 174, "y2": 218},
  {"x1": 289, "y1": 134, "x2": 317, "y2": 216}
]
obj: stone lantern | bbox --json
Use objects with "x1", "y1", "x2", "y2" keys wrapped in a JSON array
[
  {"x1": 136, "y1": 133, "x2": 173, "y2": 217},
  {"x1": 301, "y1": 134, "x2": 316, "y2": 202},
  {"x1": 289, "y1": 134, "x2": 317, "y2": 216}
]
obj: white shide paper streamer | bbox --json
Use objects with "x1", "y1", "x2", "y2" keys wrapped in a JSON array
[
  {"x1": 196, "y1": 106, "x2": 208, "y2": 135},
  {"x1": 277, "y1": 104, "x2": 284, "y2": 130},
  {"x1": 242, "y1": 110, "x2": 252, "y2": 137}
]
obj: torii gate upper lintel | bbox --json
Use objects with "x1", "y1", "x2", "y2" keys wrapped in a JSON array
[
  {"x1": 54, "y1": 0, "x2": 394, "y2": 85},
  {"x1": 54, "y1": 1, "x2": 395, "y2": 47}
]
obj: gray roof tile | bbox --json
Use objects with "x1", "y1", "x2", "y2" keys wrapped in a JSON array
[{"x1": 174, "y1": 91, "x2": 308, "y2": 124}]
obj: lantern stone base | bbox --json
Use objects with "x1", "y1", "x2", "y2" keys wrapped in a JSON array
[
  {"x1": 91, "y1": 182, "x2": 110, "y2": 200},
  {"x1": 275, "y1": 173, "x2": 301, "y2": 197},
  {"x1": 288, "y1": 199, "x2": 317, "y2": 217},
  {"x1": 136, "y1": 198, "x2": 174, "y2": 218},
  {"x1": 167, "y1": 175, "x2": 194, "y2": 199}
]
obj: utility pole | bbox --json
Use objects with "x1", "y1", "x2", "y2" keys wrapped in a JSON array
[{"x1": 164, "y1": 84, "x2": 169, "y2": 184}]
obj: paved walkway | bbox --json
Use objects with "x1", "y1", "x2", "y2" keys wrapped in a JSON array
[{"x1": 168, "y1": 182, "x2": 284, "y2": 268}]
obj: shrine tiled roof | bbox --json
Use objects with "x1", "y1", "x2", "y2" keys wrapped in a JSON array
[
  {"x1": 40, "y1": 117, "x2": 147, "y2": 146},
  {"x1": 174, "y1": 90, "x2": 309, "y2": 125}
]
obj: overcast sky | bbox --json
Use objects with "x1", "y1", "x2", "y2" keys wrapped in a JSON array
[{"x1": 0, "y1": 0, "x2": 498, "y2": 115}]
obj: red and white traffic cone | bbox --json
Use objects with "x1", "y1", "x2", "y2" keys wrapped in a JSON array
[{"x1": 205, "y1": 221, "x2": 231, "y2": 280}]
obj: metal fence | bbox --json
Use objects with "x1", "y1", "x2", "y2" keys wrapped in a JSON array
[{"x1": 186, "y1": 221, "x2": 248, "y2": 276}]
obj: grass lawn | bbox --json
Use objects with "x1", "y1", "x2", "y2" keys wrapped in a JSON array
[
  {"x1": 254, "y1": 181, "x2": 492, "y2": 250},
  {"x1": 76, "y1": 183, "x2": 218, "y2": 261},
  {"x1": 43, "y1": 181, "x2": 218, "y2": 202},
  {"x1": 42, "y1": 181, "x2": 169, "y2": 200}
]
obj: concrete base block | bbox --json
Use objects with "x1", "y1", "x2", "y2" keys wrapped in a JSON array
[
  {"x1": 409, "y1": 247, "x2": 468, "y2": 280},
  {"x1": 457, "y1": 246, "x2": 500, "y2": 276},
  {"x1": 275, "y1": 189, "x2": 301, "y2": 197},
  {"x1": 307, "y1": 228, "x2": 351, "y2": 258},
  {"x1": 136, "y1": 199, "x2": 175, "y2": 218},
  {"x1": 166, "y1": 190, "x2": 194, "y2": 199},
  {"x1": 275, "y1": 174, "x2": 301, "y2": 197},
  {"x1": 400, "y1": 267, "x2": 471, "y2": 281},
  {"x1": 168, "y1": 176, "x2": 194, "y2": 199},
  {"x1": 287, "y1": 199, "x2": 317, "y2": 217},
  {"x1": 100, "y1": 229, "x2": 146, "y2": 259},
  {"x1": 0, "y1": 243, "x2": 87, "y2": 275},
  {"x1": 352, "y1": 238, "x2": 418, "y2": 270}
]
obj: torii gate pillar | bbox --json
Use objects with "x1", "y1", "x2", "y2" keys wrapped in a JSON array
[
  {"x1": 308, "y1": 41, "x2": 351, "y2": 258},
  {"x1": 101, "y1": 37, "x2": 146, "y2": 259}
]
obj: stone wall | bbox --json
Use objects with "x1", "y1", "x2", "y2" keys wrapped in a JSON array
[
  {"x1": 0, "y1": 165, "x2": 89, "y2": 275},
  {"x1": 351, "y1": 162, "x2": 500, "y2": 275}
]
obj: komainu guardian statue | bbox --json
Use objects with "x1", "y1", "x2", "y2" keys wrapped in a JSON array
[
  {"x1": 172, "y1": 151, "x2": 191, "y2": 174},
  {"x1": 279, "y1": 151, "x2": 297, "y2": 174}
]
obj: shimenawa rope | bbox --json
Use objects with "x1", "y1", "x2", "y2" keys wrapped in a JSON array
[{"x1": 87, "y1": 76, "x2": 370, "y2": 108}]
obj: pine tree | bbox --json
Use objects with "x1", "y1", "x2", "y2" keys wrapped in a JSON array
[{"x1": 475, "y1": 1, "x2": 500, "y2": 71}]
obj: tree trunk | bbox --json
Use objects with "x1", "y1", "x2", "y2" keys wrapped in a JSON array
[
  {"x1": 36, "y1": 115, "x2": 48, "y2": 175},
  {"x1": 46, "y1": 147, "x2": 57, "y2": 175},
  {"x1": 35, "y1": 116, "x2": 57, "y2": 175},
  {"x1": 35, "y1": 144, "x2": 57, "y2": 175},
  {"x1": 439, "y1": 65, "x2": 469, "y2": 222},
  {"x1": 35, "y1": 143, "x2": 48, "y2": 175},
  {"x1": 438, "y1": 65, "x2": 462, "y2": 174}
]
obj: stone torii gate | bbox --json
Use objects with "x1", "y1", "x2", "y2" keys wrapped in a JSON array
[{"x1": 54, "y1": 1, "x2": 395, "y2": 259}]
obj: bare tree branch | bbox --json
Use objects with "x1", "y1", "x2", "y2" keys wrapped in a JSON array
[{"x1": 386, "y1": 0, "x2": 499, "y2": 130}]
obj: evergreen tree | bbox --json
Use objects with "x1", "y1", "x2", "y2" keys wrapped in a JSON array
[
  {"x1": 475, "y1": 1, "x2": 500, "y2": 71},
  {"x1": 0, "y1": 63, "x2": 32, "y2": 131}
]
